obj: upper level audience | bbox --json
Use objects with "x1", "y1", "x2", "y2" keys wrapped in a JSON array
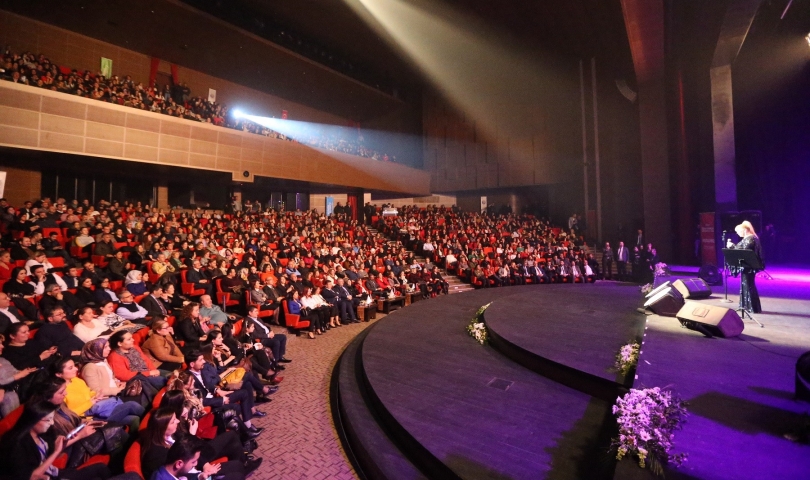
[{"x1": 0, "y1": 48, "x2": 398, "y2": 164}]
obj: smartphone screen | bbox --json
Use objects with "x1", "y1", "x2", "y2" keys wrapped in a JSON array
[{"x1": 66, "y1": 423, "x2": 86, "y2": 440}]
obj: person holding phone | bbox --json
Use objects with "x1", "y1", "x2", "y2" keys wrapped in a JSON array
[
  {"x1": 140, "y1": 407, "x2": 248, "y2": 480},
  {"x1": 2, "y1": 323, "x2": 59, "y2": 371},
  {"x1": 0, "y1": 333, "x2": 39, "y2": 417},
  {"x1": 158, "y1": 390, "x2": 260, "y2": 476},
  {"x1": 0, "y1": 400, "x2": 113, "y2": 479},
  {"x1": 28, "y1": 375, "x2": 134, "y2": 469},
  {"x1": 55, "y1": 357, "x2": 144, "y2": 432}
]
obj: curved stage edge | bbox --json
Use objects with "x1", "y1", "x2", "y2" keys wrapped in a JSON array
[
  {"x1": 332, "y1": 285, "x2": 646, "y2": 480},
  {"x1": 484, "y1": 285, "x2": 646, "y2": 402}
]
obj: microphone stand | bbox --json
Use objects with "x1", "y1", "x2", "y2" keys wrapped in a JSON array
[{"x1": 720, "y1": 231, "x2": 733, "y2": 303}]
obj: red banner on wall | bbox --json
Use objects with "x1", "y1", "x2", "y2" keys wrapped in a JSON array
[
  {"x1": 700, "y1": 212, "x2": 716, "y2": 265},
  {"x1": 281, "y1": 110, "x2": 288, "y2": 119}
]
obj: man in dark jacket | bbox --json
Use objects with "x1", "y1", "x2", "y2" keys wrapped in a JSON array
[
  {"x1": 139, "y1": 284, "x2": 169, "y2": 318},
  {"x1": 185, "y1": 259, "x2": 213, "y2": 295},
  {"x1": 36, "y1": 306, "x2": 84, "y2": 358},
  {"x1": 244, "y1": 306, "x2": 291, "y2": 369},
  {"x1": 321, "y1": 279, "x2": 355, "y2": 324},
  {"x1": 38, "y1": 283, "x2": 82, "y2": 321},
  {"x1": 185, "y1": 350, "x2": 260, "y2": 433},
  {"x1": 0, "y1": 292, "x2": 41, "y2": 334}
]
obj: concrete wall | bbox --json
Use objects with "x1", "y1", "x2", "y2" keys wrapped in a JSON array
[{"x1": 422, "y1": 70, "x2": 582, "y2": 194}]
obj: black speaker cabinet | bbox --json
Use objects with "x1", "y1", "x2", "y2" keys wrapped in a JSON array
[
  {"x1": 698, "y1": 265, "x2": 723, "y2": 286},
  {"x1": 643, "y1": 287, "x2": 684, "y2": 317},
  {"x1": 676, "y1": 301, "x2": 744, "y2": 338},
  {"x1": 673, "y1": 278, "x2": 713, "y2": 299}
]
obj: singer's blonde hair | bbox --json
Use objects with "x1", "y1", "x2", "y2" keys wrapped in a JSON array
[{"x1": 736, "y1": 220, "x2": 757, "y2": 237}]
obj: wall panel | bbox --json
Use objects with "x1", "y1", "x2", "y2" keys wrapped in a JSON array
[{"x1": 0, "y1": 81, "x2": 429, "y2": 195}]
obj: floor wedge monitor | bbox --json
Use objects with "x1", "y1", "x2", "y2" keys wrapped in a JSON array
[
  {"x1": 673, "y1": 278, "x2": 713, "y2": 299},
  {"x1": 676, "y1": 301, "x2": 744, "y2": 338},
  {"x1": 643, "y1": 286, "x2": 684, "y2": 317}
]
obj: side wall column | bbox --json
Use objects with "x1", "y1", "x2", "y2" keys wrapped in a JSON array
[
  {"x1": 638, "y1": 78, "x2": 673, "y2": 258},
  {"x1": 156, "y1": 183, "x2": 170, "y2": 210},
  {"x1": 622, "y1": 0, "x2": 672, "y2": 259},
  {"x1": 0, "y1": 166, "x2": 42, "y2": 206}
]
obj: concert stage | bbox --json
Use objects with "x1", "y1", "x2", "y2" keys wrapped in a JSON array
[
  {"x1": 619, "y1": 266, "x2": 810, "y2": 479},
  {"x1": 331, "y1": 271, "x2": 810, "y2": 479},
  {"x1": 332, "y1": 284, "x2": 645, "y2": 479}
]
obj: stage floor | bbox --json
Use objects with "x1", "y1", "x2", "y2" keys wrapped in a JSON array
[
  {"x1": 625, "y1": 266, "x2": 810, "y2": 479},
  {"x1": 485, "y1": 285, "x2": 645, "y2": 387},
  {"x1": 333, "y1": 267, "x2": 810, "y2": 479},
  {"x1": 360, "y1": 287, "x2": 616, "y2": 479}
]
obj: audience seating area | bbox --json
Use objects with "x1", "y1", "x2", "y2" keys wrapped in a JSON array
[
  {"x1": 0, "y1": 195, "x2": 607, "y2": 479},
  {"x1": 375, "y1": 204, "x2": 601, "y2": 287}
]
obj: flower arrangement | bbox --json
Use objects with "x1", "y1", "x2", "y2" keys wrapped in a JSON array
[
  {"x1": 654, "y1": 262, "x2": 669, "y2": 277},
  {"x1": 640, "y1": 283, "x2": 653, "y2": 295},
  {"x1": 614, "y1": 342, "x2": 640, "y2": 376},
  {"x1": 613, "y1": 387, "x2": 688, "y2": 476},
  {"x1": 466, "y1": 303, "x2": 491, "y2": 345}
]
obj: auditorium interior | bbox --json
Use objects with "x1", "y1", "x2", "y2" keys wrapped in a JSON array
[{"x1": 0, "y1": 1, "x2": 809, "y2": 479}]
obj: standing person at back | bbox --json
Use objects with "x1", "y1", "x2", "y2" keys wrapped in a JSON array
[
  {"x1": 602, "y1": 242, "x2": 614, "y2": 280},
  {"x1": 616, "y1": 241, "x2": 629, "y2": 281}
]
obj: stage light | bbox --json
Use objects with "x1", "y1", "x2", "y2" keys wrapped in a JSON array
[
  {"x1": 805, "y1": 32, "x2": 810, "y2": 47},
  {"x1": 233, "y1": 109, "x2": 244, "y2": 119}
]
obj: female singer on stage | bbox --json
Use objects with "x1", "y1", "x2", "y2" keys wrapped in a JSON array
[{"x1": 727, "y1": 221, "x2": 764, "y2": 313}]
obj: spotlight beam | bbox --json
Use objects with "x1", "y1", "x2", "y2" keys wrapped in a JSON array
[{"x1": 343, "y1": 0, "x2": 563, "y2": 142}]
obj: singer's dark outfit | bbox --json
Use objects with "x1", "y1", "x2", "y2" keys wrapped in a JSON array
[{"x1": 729, "y1": 235, "x2": 763, "y2": 313}]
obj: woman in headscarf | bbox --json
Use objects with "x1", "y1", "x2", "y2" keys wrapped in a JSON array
[
  {"x1": 124, "y1": 269, "x2": 147, "y2": 296},
  {"x1": 81, "y1": 337, "x2": 127, "y2": 397}
]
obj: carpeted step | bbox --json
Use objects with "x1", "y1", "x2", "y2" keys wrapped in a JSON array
[{"x1": 331, "y1": 326, "x2": 427, "y2": 480}]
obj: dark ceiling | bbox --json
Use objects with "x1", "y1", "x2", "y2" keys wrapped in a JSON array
[
  {"x1": 188, "y1": 0, "x2": 636, "y2": 83},
  {"x1": 1, "y1": 0, "x2": 635, "y2": 119}
]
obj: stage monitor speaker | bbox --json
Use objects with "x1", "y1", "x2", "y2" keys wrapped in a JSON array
[
  {"x1": 673, "y1": 278, "x2": 713, "y2": 299},
  {"x1": 676, "y1": 301, "x2": 744, "y2": 338},
  {"x1": 698, "y1": 265, "x2": 723, "y2": 286},
  {"x1": 643, "y1": 287, "x2": 684, "y2": 317}
]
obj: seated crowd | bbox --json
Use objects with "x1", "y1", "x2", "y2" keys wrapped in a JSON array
[
  {"x1": 0, "y1": 49, "x2": 397, "y2": 164},
  {"x1": 375, "y1": 204, "x2": 658, "y2": 287},
  {"x1": 0, "y1": 194, "x2": 636, "y2": 478},
  {"x1": 0, "y1": 197, "x2": 424, "y2": 479}
]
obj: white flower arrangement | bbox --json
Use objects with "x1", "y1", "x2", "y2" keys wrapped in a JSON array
[
  {"x1": 654, "y1": 262, "x2": 669, "y2": 277},
  {"x1": 614, "y1": 342, "x2": 640, "y2": 376},
  {"x1": 466, "y1": 303, "x2": 491, "y2": 345},
  {"x1": 640, "y1": 283, "x2": 653, "y2": 295},
  {"x1": 613, "y1": 387, "x2": 688, "y2": 476}
]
